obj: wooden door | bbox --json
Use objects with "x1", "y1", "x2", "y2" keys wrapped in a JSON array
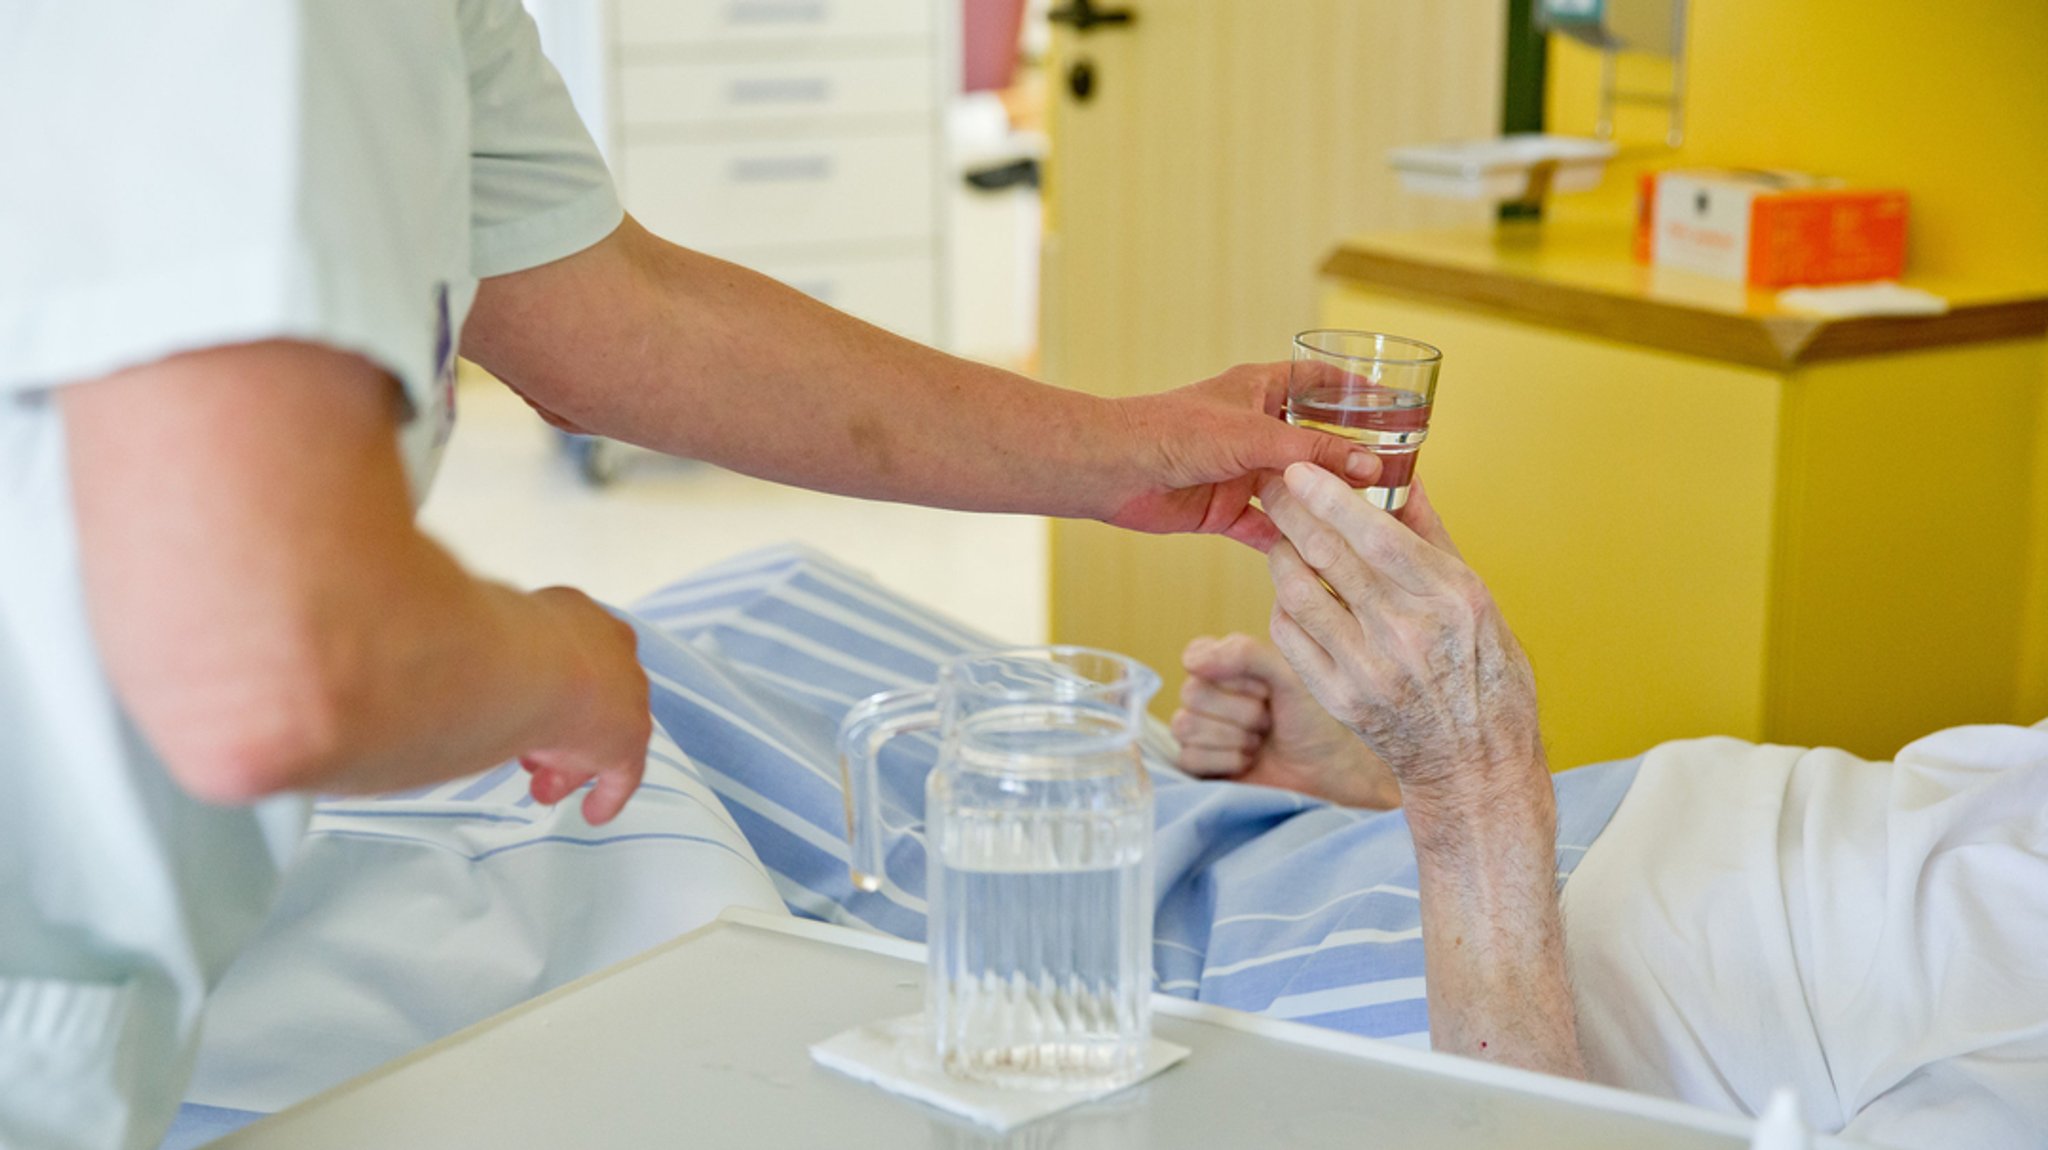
[{"x1": 1041, "y1": 0, "x2": 1505, "y2": 707}]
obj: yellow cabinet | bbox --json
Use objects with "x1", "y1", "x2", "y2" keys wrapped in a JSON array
[{"x1": 1320, "y1": 223, "x2": 2048, "y2": 768}]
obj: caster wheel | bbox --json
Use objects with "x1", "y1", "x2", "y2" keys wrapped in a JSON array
[{"x1": 571, "y1": 436, "x2": 625, "y2": 487}]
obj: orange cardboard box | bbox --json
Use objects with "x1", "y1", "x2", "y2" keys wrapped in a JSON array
[{"x1": 1633, "y1": 170, "x2": 1909, "y2": 288}]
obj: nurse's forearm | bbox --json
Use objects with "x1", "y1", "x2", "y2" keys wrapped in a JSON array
[
  {"x1": 1407, "y1": 778, "x2": 1587, "y2": 1080},
  {"x1": 64, "y1": 341, "x2": 645, "y2": 808},
  {"x1": 465, "y1": 216, "x2": 1139, "y2": 519}
]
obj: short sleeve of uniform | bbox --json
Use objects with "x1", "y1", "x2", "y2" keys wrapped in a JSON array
[
  {"x1": 460, "y1": 0, "x2": 623, "y2": 279},
  {"x1": 0, "y1": 2, "x2": 460, "y2": 403},
  {"x1": 0, "y1": 0, "x2": 622, "y2": 406}
]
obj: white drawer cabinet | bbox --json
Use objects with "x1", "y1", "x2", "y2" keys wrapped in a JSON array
[
  {"x1": 622, "y1": 133, "x2": 934, "y2": 253},
  {"x1": 607, "y1": 0, "x2": 953, "y2": 346},
  {"x1": 619, "y1": 56, "x2": 934, "y2": 131},
  {"x1": 615, "y1": 0, "x2": 933, "y2": 55}
]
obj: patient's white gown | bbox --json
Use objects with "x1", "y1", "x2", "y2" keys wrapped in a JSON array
[{"x1": 1567, "y1": 721, "x2": 2048, "y2": 1147}]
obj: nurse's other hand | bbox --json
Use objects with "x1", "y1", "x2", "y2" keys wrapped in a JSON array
[
  {"x1": 1103, "y1": 364, "x2": 1382, "y2": 552},
  {"x1": 1261, "y1": 465, "x2": 1546, "y2": 814},
  {"x1": 1172, "y1": 633, "x2": 1401, "y2": 809},
  {"x1": 519, "y1": 588, "x2": 651, "y2": 824}
]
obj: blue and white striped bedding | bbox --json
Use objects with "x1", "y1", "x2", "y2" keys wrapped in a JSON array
[
  {"x1": 166, "y1": 545, "x2": 1638, "y2": 1148},
  {"x1": 628, "y1": 546, "x2": 1639, "y2": 1043}
]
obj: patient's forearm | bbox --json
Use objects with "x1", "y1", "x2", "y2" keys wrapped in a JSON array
[
  {"x1": 465, "y1": 217, "x2": 1133, "y2": 520},
  {"x1": 1407, "y1": 775, "x2": 1586, "y2": 1080}
]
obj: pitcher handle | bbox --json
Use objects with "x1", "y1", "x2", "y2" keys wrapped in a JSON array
[{"x1": 837, "y1": 687, "x2": 940, "y2": 894}]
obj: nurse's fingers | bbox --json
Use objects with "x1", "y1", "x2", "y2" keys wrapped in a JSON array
[
  {"x1": 581, "y1": 762, "x2": 644, "y2": 826},
  {"x1": 1213, "y1": 472, "x2": 1284, "y2": 552},
  {"x1": 522, "y1": 760, "x2": 587, "y2": 806},
  {"x1": 523, "y1": 757, "x2": 641, "y2": 825},
  {"x1": 1218, "y1": 505, "x2": 1282, "y2": 553}
]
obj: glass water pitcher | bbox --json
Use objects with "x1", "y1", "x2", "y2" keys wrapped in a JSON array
[{"x1": 839, "y1": 647, "x2": 1159, "y2": 1091}]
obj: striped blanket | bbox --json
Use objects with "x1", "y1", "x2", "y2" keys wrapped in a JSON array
[
  {"x1": 627, "y1": 546, "x2": 1639, "y2": 1041},
  {"x1": 170, "y1": 546, "x2": 1636, "y2": 1146}
]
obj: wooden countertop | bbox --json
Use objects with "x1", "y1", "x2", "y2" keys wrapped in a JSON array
[{"x1": 1321, "y1": 223, "x2": 2048, "y2": 371}]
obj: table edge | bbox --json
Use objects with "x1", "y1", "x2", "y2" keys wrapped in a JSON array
[{"x1": 1321, "y1": 241, "x2": 2048, "y2": 372}]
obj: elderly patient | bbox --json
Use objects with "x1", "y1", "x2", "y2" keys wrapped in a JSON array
[
  {"x1": 1177, "y1": 462, "x2": 2048, "y2": 1148},
  {"x1": 183, "y1": 467, "x2": 2046, "y2": 1150}
]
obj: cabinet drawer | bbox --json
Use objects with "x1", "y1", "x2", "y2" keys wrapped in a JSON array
[
  {"x1": 616, "y1": 0, "x2": 932, "y2": 51},
  {"x1": 746, "y1": 252, "x2": 937, "y2": 343},
  {"x1": 622, "y1": 134, "x2": 935, "y2": 252},
  {"x1": 620, "y1": 57, "x2": 934, "y2": 129}
]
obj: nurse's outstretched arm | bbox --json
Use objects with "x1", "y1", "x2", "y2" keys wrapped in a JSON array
[
  {"x1": 62, "y1": 341, "x2": 650, "y2": 822},
  {"x1": 1260, "y1": 465, "x2": 1585, "y2": 1080},
  {"x1": 462, "y1": 216, "x2": 1378, "y2": 552}
]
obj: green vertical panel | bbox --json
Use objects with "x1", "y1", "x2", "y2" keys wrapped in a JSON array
[{"x1": 1499, "y1": 0, "x2": 1548, "y2": 222}]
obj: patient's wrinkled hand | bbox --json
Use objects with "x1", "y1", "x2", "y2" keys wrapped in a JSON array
[
  {"x1": 1261, "y1": 464, "x2": 1545, "y2": 813},
  {"x1": 1171, "y1": 633, "x2": 1400, "y2": 809}
]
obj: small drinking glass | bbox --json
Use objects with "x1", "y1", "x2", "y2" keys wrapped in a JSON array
[{"x1": 1287, "y1": 329, "x2": 1442, "y2": 511}]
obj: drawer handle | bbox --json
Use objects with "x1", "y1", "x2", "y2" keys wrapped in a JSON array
[
  {"x1": 727, "y1": 77, "x2": 832, "y2": 106},
  {"x1": 729, "y1": 155, "x2": 834, "y2": 183},
  {"x1": 726, "y1": 1, "x2": 828, "y2": 26}
]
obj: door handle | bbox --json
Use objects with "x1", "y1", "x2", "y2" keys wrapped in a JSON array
[{"x1": 1047, "y1": 0, "x2": 1134, "y2": 33}]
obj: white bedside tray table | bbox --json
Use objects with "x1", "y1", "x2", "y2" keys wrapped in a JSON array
[{"x1": 210, "y1": 906, "x2": 1854, "y2": 1149}]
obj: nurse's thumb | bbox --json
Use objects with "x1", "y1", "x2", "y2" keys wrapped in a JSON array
[{"x1": 1251, "y1": 421, "x2": 1381, "y2": 489}]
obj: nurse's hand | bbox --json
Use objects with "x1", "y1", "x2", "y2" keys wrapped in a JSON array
[
  {"x1": 519, "y1": 588, "x2": 651, "y2": 825},
  {"x1": 1259, "y1": 464, "x2": 1546, "y2": 812},
  {"x1": 1172, "y1": 633, "x2": 1401, "y2": 809},
  {"x1": 1102, "y1": 364, "x2": 1383, "y2": 552}
]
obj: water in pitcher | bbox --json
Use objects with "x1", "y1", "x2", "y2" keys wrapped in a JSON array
[{"x1": 924, "y1": 704, "x2": 1154, "y2": 1091}]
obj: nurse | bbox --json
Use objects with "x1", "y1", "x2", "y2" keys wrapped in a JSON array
[{"x1": 0, "y1": 4, "x2": 1378, "y2": 1147}]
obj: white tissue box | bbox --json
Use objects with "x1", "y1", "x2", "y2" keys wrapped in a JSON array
[{"x1": 1387, "y1": 134, "x2": 1617, "y2": 202}]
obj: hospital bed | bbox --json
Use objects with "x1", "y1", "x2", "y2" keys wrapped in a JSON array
[{"x1": 170, "y1": 547, "x2": 1645, "y2": 1146}]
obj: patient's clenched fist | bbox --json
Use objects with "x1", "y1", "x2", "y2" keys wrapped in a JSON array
[
  {"x1": 1171, "y1": 633, "x2": 1400, "y2": 809},
  {"x1": 1260, "y1": 464, "x2": 1545, "y2": 808}
]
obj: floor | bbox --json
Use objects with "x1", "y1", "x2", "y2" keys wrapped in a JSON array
[{"x1": 418, "y1": 379, "x2": 1050, "y2": 645}]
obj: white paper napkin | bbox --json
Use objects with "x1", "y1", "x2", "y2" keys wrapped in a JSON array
[
  {"x1": 1777, "y1": 281, "x2": 1949, "y2": 317},
  {"x1": 810, "y1": 1014, "x2": 1190, "y2": 1132}
]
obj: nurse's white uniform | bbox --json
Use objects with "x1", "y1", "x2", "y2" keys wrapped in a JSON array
[{"x1": 0, "y1": 3, "x2": 622, "y2": 1146}]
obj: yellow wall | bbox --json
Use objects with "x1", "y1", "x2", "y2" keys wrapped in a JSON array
[
  {"x1": 2027, "y1": 411, "x2": 2048, "y2": 720},
  {"x1": 1768, "y1": 341, "x2": 2046, "y2": 749},
  {"x1": 1548, "y1": 0, "x2": 2048, "y2": 290},
  {"x1": 1550, "y1": 0, "x2": 2048, "y2": 724}
]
